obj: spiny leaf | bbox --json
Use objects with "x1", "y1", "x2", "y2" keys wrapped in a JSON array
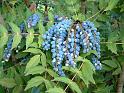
[
  {"x1": 105, "y1": 0, "x2": 119, "y2": 11},
  {"x1": 25, "y1": 66, "x2": 45, "y2": 76},
  {"x1": 63, "y1": 66, "x2": 86, "y2": 85},
  {"x1": 38, "y1": 35, "x2": 43, "y2": 48},
  {"x1": 26, "y1": 29, "x2": 34, "y2": 49},
  {"x1": 25, "y1": 55, "x2": 40, "y2": 71},
  {"x1": 41, "y1": 52, "x2": 47, "y2": 67},
  {"x1": 80, "y1": 50, "x2": 98, "y2": 58},
  {"x1": 0, "y1": 24, "x2": 8, "y2": 48},
  {"x1": 38, "y1": 18, "x2": 45, "y2": 34},
  {"x1": 25, "y1": 76, "x2": 44, "y2": 91},
  {"x1": 12, "y1": 85, "x2": 23, "y2": 93},
  {"x1": 48, "y1": 11, "x2": 54, "y2": 22},
  {"x1": 0, "y1": 78, "x2": 16, "y2": 88},
  {"x1": 44, "y1": 79, "x2": 53, "y2": 89},
  {"x1": 102, "y1": 60, "x2": 117, "y2": 68},
  {"x1": 0, "y1": 24, "x2": 7, "y2": 33},
  {"x1": 0, "y1": 47, "x2": 4, "y2": 61},
  {"x1": 107, "y1": 43, "x2": 117, "y2": 54},
  {"x1": 81, "y1": 59, "x2": 95, "y2": 86},
  {"x1": 9, "y1": 22, "x2": 20, "y2": 33},
  {"x1": 65, "y1": 0, "x2": 78, "y2": 5},
  {"x1": 72, "y1": 13, "x2": 85, "y2": 21},
  {"x1": 46, "y1": 69, "x2": 59, "y2": 77},
  {"x1": 12, "y1": 33, "x2": 22, "y2": 49},
  {"x1": 52, "y1": 77, "x2": 82, "y2": 93},
  {"x1": 23, "y1": 48, "x2": 42, "y2": 54},
  {"x1": 46, "y1": 87, "x2": 66, "y2": 93},
  {"x1": 112, "y1": 67, "x2": 121, "y2": 75},
  {"x1": 25, "y1": 76, "x2": 52, "y2": 91}
]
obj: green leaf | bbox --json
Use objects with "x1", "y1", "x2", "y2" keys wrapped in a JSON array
[
  {"x1": 112, "y1": 67, "x2": 121, "y2": 75},
  {"x1": 25, "y1": 66, "x2": 45, "y2": 76},
  {"x1": 65, "y1": 0, "x2": 78, "y2": 5},
  {"x1": 80, "y1": 50, "x2": 98, "y2": 58},
  {"x1": 25, "y1": 76, "x2": 51, "y2": 91},
  {"x1": 46, "y1": 69, "x2": 59, "y2": 77},
  {"x1": 74, "y1": 56, "x2": 95, "y2": 87},
  {"x1": 46, "y1": 87, "x2": 66, "y2": 93},
  {"x1": 41, "y1": 52, "x2": 47, "y2": 67},
  {"x1": 25, "y1": 76, "x2": 44, "y2": 91},
  {"x1": 52, "y1": 77, "x2": 82, "y2": 93},
  {"x1": 0, "y1": 78, "x2": 16, "y2": 88},
  {"x1": 29, "y1": 42, "x2": 39, "y2": 48},
  {"x1": 48, "y1": 11, "x2": 54, "y2": 23},
  {"x1": 0, "y1": 47, "x2": 4, "y2": 61},
  {"x1": 38, "y1": 19, "x2": 45, "y2": 34},
  {"x1": 0, "y1": 25, "x2": 8, "y2": 48},
  {"x1": 44, "y1": 79, "x2": 53, "y2": 89},
  {"x1": 81, "y1": 59, "x2": 95, "y2": 86},
  {"x1": 102, "y1": 60, "x2": 117, "y2": 68},
  {"x1": 12, "y1": 33, "x2": 22, "y2": 49},
  {"x1": 9, "y1": 22, "x2": 20, "y2": 33},
  {"x1": 12, "y1": 85, "x2": 23, "y2": 93},
  {"x1": 107, "y1": 43, "x2": 117, "y2": 54},
  {"x1": 25, "y1": 55, "x2": 40, "y2": 71},
  {"x1": 67, "y1": 4, "x2": 80, "y2": 13},
  {"x1": 107, "y1": 31, "x2": 118, "y2": 54},
  {"x1": 38, "y1": 35, "x2": 43, "y2": 48},
  {"x1": 23, "y1": 48, "x2": 42, "y2": 54},
  {"x1": 75, "y1": 56, "x2": 84, "y2": 62},
  {"x1": 26, "y1": 29, "x2": 34, "y2": 49},
  {"x1": 72, "y1": 13, "x2": 85, "y2": 21},
  {"x1": 63, "y1": 66, "x2": 86, "y2": 85},
  {"x1": 105, "y1": 0, "x2": 119, "y2": 11},
  {"x1": 99, "y1": 0, "x2": 108, "y2": 9}
]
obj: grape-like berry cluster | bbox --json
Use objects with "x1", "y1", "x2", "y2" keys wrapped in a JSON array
[
  {"x1": 27, "y1": 13, "x2": 40, "y2": 28},
  {"x1": 81, "y1": 21, "x2": 101, "y2": 70},
  {"x1": 42, "y1": 19, "x2": 101, "y2": 76},
  {"x1": 3, "y1": 37, "x2": 13, "y2": 62}
]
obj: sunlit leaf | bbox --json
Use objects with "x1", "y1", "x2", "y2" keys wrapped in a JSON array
[
  {"x1": 25, "y1": 55, "x2": 40, "y2": 71},
  {"x1": 52, "y1": 77, "x2": 82, "y2": 93},
  {"x1": 46, "y1": 87, "x2": 66, "y2": 93}
]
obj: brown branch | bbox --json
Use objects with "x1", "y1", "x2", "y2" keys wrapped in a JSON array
[{"x1": 117, "y1": 63, "x2": 124, "y2": 93}]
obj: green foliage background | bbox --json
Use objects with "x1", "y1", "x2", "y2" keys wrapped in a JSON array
[{"x1": 0, "y1": 0, "x2": 124, "y2": 93}]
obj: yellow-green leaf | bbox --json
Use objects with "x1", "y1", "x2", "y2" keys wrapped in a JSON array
[
  {"x1": 26, "y1": 29, "x2": 34, "y2": 49},
  {"x1": 105, "y1": 0, "x2": 119, "y2": 11},
  {"x1": 25, "y1": 55, "x2": 40, "y2": 71},
  {"x1": 25, "y1": 66, "x2": 45, "y2": 76},
  {"x1": 46, "y1": 87, "x2": 66, "y2": 93},
  {"x1": 52, "y1": 77, "x2": 82, "y2": 93},
  {"x1": 12, "y1": 33, "x2": 22, "y2": 49},
  {"x1": 0, "y1": 78, "x2": 16, "y2": 88},
  {"x1": 23, "y1": 48, "x2": 42, "y2": 54}
]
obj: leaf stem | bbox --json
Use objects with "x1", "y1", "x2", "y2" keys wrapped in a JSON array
[{"x1": 64, "y1": 62, "x2": 84, "y2": 92}]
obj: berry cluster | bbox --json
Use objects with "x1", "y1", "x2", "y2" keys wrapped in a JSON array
[
  {"x1": 19, "y1": 13, "x2": 101, "y2": 76},
  {"x1": 19, "y1": 13, "x2": 40, "y2": 32},
  {"x1": 42, "y1": 19, "x2": 101, "y2": 76},
  {"x1": 19, "y1": 14, "x2": 64, "y2": 32},
  {"x1": 3, "y1": 37, "x2": 13, "y2": 62},
  {"x1": 42, "y1": 19, "x2": 72, "y2": 76},
  {"x1": 81, "y1": 21, "x2": 101, "y2": 70},
  {"x1": 27, "y1": 13, "x2": 40, "y2": 28}
]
